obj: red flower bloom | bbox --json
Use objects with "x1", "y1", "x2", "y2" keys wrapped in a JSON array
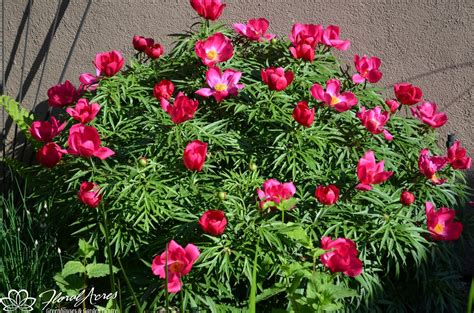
[
  {"x1": 425, "y1": 202, "x2": 463, "y2": 241},
  {"x1": 195, "y1": 33, "x2": 234, "y2": 66},
  {"x1": 47, "y1": 80, "x2": 78, "y2": 107},
  {"x1": 315, "y1": 185, "x2": 339, "y2": 205},
  {"x1": 145, "y1": 43, "x2": 164, "y2": 59},
  {"x1": 36, "y1": 142, "x2": 67, "y2": 168},
  {"x1": 161, "y1": 92, "x2": 199, "y2": 124},
  {"x1": 385, "y1": 99, "x2": 400, "y2": 114},
  {"x1": 67, "y1": 124, "x2": 115, "y2": 160},
  {"x1": 288, "y1": 23, "x2": 322, "y2": 62},
  {"x1": 393, "y1": 83, "x2": 423, "y2": 105},
  {"x1": 151, "y1": 240, "x2": 200, "y2": 293},
  {"x1": 66, "y1": 98, "x2": 100, "y2": 124},
  {"x1": 410, "y1": 102, "x2": 448, "y2": 128},
  {"x1": 198, "y1": 210, "x2": 227, "y2": 236},
  {"x1": 352, "y1": 55, "x2": 382, "y2": 84},
  {"x1": 261, "y1": 67, "x2": 294, "y2": 91},
  {"x1": 79, "y1": 73, "x2": 99, "y2": 92},
  {"x1": 133, "y1": 35, "x2": 154, "y2": 52},
  {"x1": 257, "y1": 179, "x2": 296, "y2": 210},
  {"x1": 94, "y1": 50, "x2": 124, "y2": 77},
  {"x1": 29, "y1": 116, "x2": 66, "y2": 142},
  {"x1": 320, "y1": 236, "x2": 363, "y2": 277},
  {"x1": 190, "y1": 0, "x2": 225, "y2": 21},
  {"x1": 77, "y1": 181, "x2": 102, "y2": 208},
  {"x1": 356, "y1": 106, "x2": 393, "y2": 141},
  {"x1": 322, "y1": 25, "x2": 350, "y2": 50},
  {"x1": 447, "y1": 140, "x2": 472, "y2": 170},
  {"x1": 183, "y1": 140, "x2": 208, "y2": 171},
  {"x1": 356, "y1": 151, "x2": 393, "y2": 191},
  {"x1": 400, "y1": 190, "x2": 415, "y2": 206},
  {"x1": 292, "y1": 101, "x2": 315, "y2": 127},
  {"x1": 418, "y1": 149, "x2": 447, "y2": 185},
  {"x1": 233, "y1": 18, "x2": 275, "y2": 41},
  {"x1": 153, "y1": 80, "x2": 175, "y2": 101},
  {"x1": 311, "y1": 79, "x2": 357, "y2": 112}
]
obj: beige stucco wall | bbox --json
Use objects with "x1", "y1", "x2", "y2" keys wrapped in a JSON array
[{"x1": 2, "y1": 0, "x2": 473, "y2": 180}]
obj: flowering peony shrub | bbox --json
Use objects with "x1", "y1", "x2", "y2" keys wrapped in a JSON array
[{"x1": 2, "y1": 0, "x2": 472, "y2": 311}]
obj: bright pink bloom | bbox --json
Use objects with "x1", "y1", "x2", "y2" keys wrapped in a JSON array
[
  {"x1": 145, "y1": 43, "x2": 164, "y2": 59},
  {"x1": 447, "y1": 141, "x2": 472, "y2": 170},
  {"x1": 418, "y1": 149, "x2": 447, "y2": 185},
  {"x1": 288, "y1": 23, "x2": 323, "y2": 62},
  {"x1": 66, "y1": 98, "x2": 100, "y2": 124},
  {"x1": 261, "y1": 67, "x2": 294, "y2": 91},
  {"x1": 67, "y1": 124, "x2": 115, "y2": 160},
  {"x1": 183, "y1": 140, "x2": 208, "y2": 171},
  {"x1": 195, "y1": 67, "x2": 244, "y2": 102},
  {"x1": 400, "y1": 190, "x2": 415, "y2": 206},
  {"x1": 36, "y1": 142, "x2": 67, "y2": 168},
  {"x1": 233, "y1": 18, "x2": 275, "y2": 41},
  {"x1": 425, "y1": 202, "x2": 463, "y2": 241},
  {"x1": 356, "y1": 151, "x2": 393, "y2": 191},
  {"x1": 152, "y1": 240, "x2": 200, "y2": 293},
  {"x1": 322, "y1": 25, "x2": 350, "y2": 51},
  {"x1": 47, "y1": 80, "x2": 78, "y2": 107},
  {"x1": 385, "y1": 99, "x2": 400, "y2": 114},
  {"x1": 310, "y1": 79, "x2": 357, "y2": 112},
  {"x1": 320, "y1": 236, "x2": 363, "y2": 277},
  {"x1": 161, "y1": 92, "x2": 199, "y2": 124},
  {"x1": 195, "y1": 33, "x2": 233, "y2": 66},
  {"x1": 257, "y1": 179, "x2": 296, "y2": 210},
  {"x1": 94, "y1": 50, "x2": 124, "y2": 77},
  {"x1": 153, "y1": 80, "x2": 175, "y2": 101},
  {"x1": 356, "y1": 106, "x2": 393, "y2": 141},
  {"x1": 29, "y1": 116, "x2": 66, "y2": 142},
  {"x1": 133, "y1": 35, "x2": 154, "y2": 52},
  {"x1": 292, "y1": 101, "x2": 315, "y2": 127},
  {"x1": 394, "y1": 83, "x2": 423, "y2": 105},
  {"x1": 190, "y1": 0, "x2": 225, "y2": 21},
  {"x1": 410, "y1": 101, "x2": 447, "y2": 128},
  {"x1": 198, "y1": 210, "x2": 227, "y2": 236},
  {"x1": 77, "y1": 181, "x2": 102, "y2": 208},
  {"x1": 352, "y1": 55, "x2": 382, "y2": 84},
  {"x1": 79, "y1": 73, "x2": 99, "y2": 92},
  {"x1": 315, "y1": 185, "x2": 339, "y2": 205}
]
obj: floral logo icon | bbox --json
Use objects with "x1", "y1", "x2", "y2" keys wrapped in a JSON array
[{"x1": 0, "y1": 289, "x2": 36, "y2": 312}]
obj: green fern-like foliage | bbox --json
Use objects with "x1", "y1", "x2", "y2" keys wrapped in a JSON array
[{"x1": 6, "y1": 19, "x2": 470, "y2": 312}]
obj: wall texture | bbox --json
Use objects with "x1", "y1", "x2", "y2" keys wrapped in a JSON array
[{"x1": 1, "y1": 0, "x2": 473, "y2": 179}]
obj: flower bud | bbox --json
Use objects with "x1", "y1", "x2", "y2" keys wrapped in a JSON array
[
  {"x1": 218, "y1": 191, "x2": 227, "y2": 201},
  {"x1": 138, "y1": 157, "x2": 148, "y2": 167},
  {"x1": 400, "y1": 190, "x2": 415, "y2": 206}
]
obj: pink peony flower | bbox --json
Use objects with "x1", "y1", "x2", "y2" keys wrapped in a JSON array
[
  {"x1": 67, "y1": 124, "x2": 115, "y2": 160},
  {"x1": 418, "y1": 149, "x2": 448, "y2": 185},
  {"x1": 322, "y1": 25, "x2": 350, "y2": 51},
  {"x1": 352, "y1": 55, "x2": 382, "y2": 84},
  {"x1": 94, "y1": 50, "x2": 124, "y2": 77},
  {"x1": 320, "y1": 236, "x2": 363, "y2": 277},
  {"x1": 183, "y1": 140, "x2": 208, "y2": 171},
  {"x1": 66, "y1": 98, "x2": 100, "y2": 124},
  {"x1": 292, "y1": 101, "x2": 315, "y2": 127},
  {"x1": 257, "y1": 179, "x2": 296, "y2": 210},
  {"x1": 410, "y1": 101, "x2": 448, "y2": 128},
  {"x1": 356, "y1": 106, "x2": 393, "y2": 141},
  {"x1": 288, "y1": 23, "x2": 323, "y2": 62},
  {"x1": 79, "y1": 73, "x2": 99, "y2": 92},
  {"x1": 151, "y1": 240, "x2": 200, "y2": 293},
  {"x1": 161, "y1": 92, "x2": 199, "y2": 124},
  {"x1": 447, "y1": 140, "x2": 472, "y2": 170},
  {"x1": 315, "y1": 185, "x2": 339, "y2": 205},
  {"x1": 36, "y1": 142, "x2": 67, "y2": 168},
  {"x1": 233, "y1": 18, "x2": 275, "y2": 41},
  {"x1": 385, "y1": 99, "x2": 400, "y2": 114},
  {"x1": 261, "y1": 67, "x2": 294, "y2": 91},
  {"x1": 310, "y1": 79, "x2": 357, "y2": 112},
  {"x1": 29, "y1": 116, "x2": 66, "y2": 142},
  {"x1": 190, "y1": 0, "x2": 225, "y2": 21},
  {"x1": 425, "y1": 202, "x2": 463, "y2": 241},
  {"x1": 47, "y1": 80, "x2": 78, "y2": 107},
  {"x1": 153, "y1": 80, "x2": 175, "y2": 101},
  {"x1": 195, "y1": 33, "x2": 233, "y2": 66},
  {"x1": 195, "y1": 66, "x2": 244, "y2": 102},
  {"x1": 394, "y1": 83, "x2": 423, "y2": 105},
  {"x1": 356, "y1": 151, "x2": 393, "y2": 191},
  {"x1": 198, "y1": 210, "x2": 227, "y2": 236},
  {"x1": 133, "y1": 35, "x2": 154, "y2": 52},
  {"x1": 77, "y1": 181, "x2": 102, "y2": 208},
  {"x1": 145, "y1": 43, "x2": 164, "y2": 59}
]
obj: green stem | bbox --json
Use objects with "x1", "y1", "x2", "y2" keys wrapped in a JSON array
[
  {"x1": 100, "y1": 206, "x2": 117, "y2": 308},
  {"x1": 165, "y1": 243, "x2": 169, "y2": 313},
  {"x1": 117, "y1": 257, "x2": 142, "y2": 312},
  {"x1": 249, "y1": 241, "x2": 259, "y2": 313},
  {"x1": 281, "y1": 209, "x2": 285, "y2": 223},
  {"x1": 467, "y1": 276, "x2": 474, "y2": 313}
]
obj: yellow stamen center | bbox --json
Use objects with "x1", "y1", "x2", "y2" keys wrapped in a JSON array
[
  {"x1": 169, "y1": 261, "x2": 184, "y2": 273},
  {"x1": 433, "y1": 223, "x2": 444, "y2": 234},
  {"x1": 206, "y1": 49, "x2": 218, "y2": 60},
  {"x1": 330, "y1": 96, "x2": 341, "y2": 106},
  {"x1": 214, "y1": 83, "x2": 227, "y2": 91}
]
